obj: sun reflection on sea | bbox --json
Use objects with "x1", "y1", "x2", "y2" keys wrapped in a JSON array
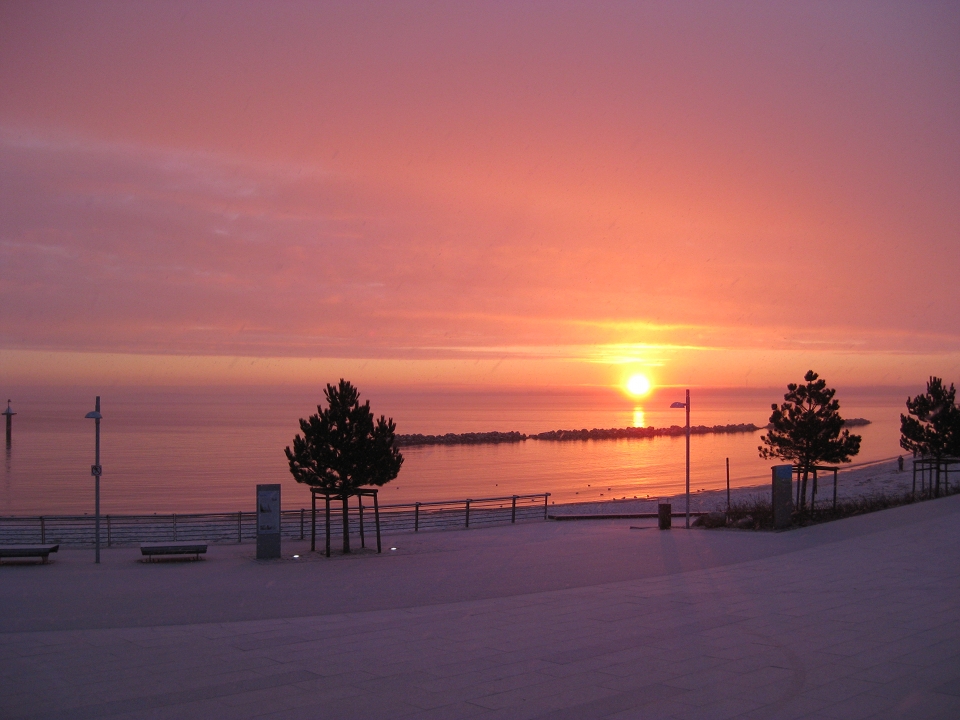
[{"x1": 633, "y1": 408, "x2": 645, "y2": 428}]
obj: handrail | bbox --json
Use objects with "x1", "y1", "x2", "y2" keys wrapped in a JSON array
[
  {"x1": 0, "y1": 493, "x2": 550, "y2": 519},
  {"x1": 379, "y1": 492, "x2": 549, "y2": 509},
  {"x1": 0, "y1": 492, "x2": 552, "y2": 547}
]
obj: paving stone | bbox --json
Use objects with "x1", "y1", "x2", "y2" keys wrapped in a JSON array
[{"x1": 1, "y1": 495, "x2": 958, "y2": 719}]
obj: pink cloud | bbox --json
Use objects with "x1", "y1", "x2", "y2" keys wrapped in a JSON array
[{"x1": 0, "y1": 2, "x2": 958, "y2": 383}]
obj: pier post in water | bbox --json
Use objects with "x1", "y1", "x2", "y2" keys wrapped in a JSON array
[{"x1": 2, "y1": 400, "x2": 14, "y2": 446}]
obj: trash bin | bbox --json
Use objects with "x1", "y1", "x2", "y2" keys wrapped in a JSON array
[{"x1": 658, "y1": 503, "x2": 672, "y2": 530}]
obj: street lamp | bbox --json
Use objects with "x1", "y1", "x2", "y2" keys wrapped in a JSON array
[
  {"x1": 85, "y1": 396, "x2": 103, "y2": 564},
  {"x1": 670, "y1": 389, "x2": 691, "y2": 528}
]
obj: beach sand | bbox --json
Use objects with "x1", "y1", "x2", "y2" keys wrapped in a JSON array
[{"x1": 551, "y1": 457, "x2": 917, "y2": 516}]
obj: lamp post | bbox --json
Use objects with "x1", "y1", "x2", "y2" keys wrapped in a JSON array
[
  {"x1": 670, "y1": 389, "x2": 691, "y2": 528},
  {"x1": 85, "y1": 397, "x2": 102, "y2": 564}
]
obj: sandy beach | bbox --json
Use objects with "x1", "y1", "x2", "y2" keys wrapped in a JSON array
[{"x1": 550, "y1": 457, "x2": 915, "y2": 517}]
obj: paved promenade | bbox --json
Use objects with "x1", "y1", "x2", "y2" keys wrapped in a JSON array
[{"x1": 2, "y1": 496, "x2": 959, "y2": 719}]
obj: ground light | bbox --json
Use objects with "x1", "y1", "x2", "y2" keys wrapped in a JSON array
[{"x1": 670, "y1": 390, "x2": 691, "y2": 528}]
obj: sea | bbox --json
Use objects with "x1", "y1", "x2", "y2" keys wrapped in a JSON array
[{"x1": 0, "y1": 385, "x2": 912, "y2": 515}]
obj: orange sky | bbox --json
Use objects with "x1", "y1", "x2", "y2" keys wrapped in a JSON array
[{"x1": 1, "y1": 2, "x2": 959, "y2": 389}]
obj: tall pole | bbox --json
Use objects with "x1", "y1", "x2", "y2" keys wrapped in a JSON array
[
  {"x1": 94, "y1": 396, "x2": 101, "y2": 564},
  {"x1": 86, "y1": 397, "x2": 102, "y2": 564},
  {"x1": 3, "y1": 400, "x2": 14, "y2": 447},
  {"x1": 685, "y1": 389, "x2": 690, "y2": 529},
  {"x1": 726, "y1": 457, "x2": 730, "y2": 515}
]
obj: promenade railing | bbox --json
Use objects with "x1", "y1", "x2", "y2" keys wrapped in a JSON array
[{"x1": 0, "y1": 493, "x2": 550, "y2": 547}]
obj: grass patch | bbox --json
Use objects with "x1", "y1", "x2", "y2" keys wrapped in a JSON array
[
  {"x1": 708, "y1": 486, "x2": 959, "y2": 531},
  {"x1": 721, "y1": 495, "x2": 773, "y2": 530}
]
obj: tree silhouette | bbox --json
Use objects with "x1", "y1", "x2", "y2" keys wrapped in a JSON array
[
  {"x1": 285, "y1": 379, "x2": 403, "y2": 552},
  {"x1": 900, "y1": 377, "x2": 959, "y2": 497},
  {"x1": 759, "y1": 370, "x2": 861, "y2": 512}
]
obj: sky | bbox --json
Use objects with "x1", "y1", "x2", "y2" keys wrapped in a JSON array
[{"x1": 1, "y1": 1, "x2": 959, "y2": 391}]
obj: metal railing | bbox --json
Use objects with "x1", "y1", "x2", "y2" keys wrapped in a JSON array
[
  {"x1": 378, "y1": 493, "x2": 549, "y2": 533},
  {"x1": 0, "y1": 493, "x2": 550, "y2": 547}
]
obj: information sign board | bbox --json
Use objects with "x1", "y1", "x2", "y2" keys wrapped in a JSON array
[
  {"x1": 772, "y1": 465, "x2": 793, "y2": 529},
  {"x1": 256, "y1": 484, "x2": 281, "y2": 559}
]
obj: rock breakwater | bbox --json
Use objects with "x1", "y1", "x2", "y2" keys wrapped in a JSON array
[{"x1": 396, "y1": 423, "x2": 762, "y2": 448}]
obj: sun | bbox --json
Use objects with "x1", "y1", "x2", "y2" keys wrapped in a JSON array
[{"x1": 626, "y1": 373, "x2": 652, "y2": 397}]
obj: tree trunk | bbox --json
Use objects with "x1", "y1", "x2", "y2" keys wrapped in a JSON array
[{"x1": 341, "y1": 494, "x2": 351, "y2": 553}]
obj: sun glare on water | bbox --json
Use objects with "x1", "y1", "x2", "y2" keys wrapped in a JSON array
[{"x1": 626, "y1": 373, "x2": 652, "y2": 397}]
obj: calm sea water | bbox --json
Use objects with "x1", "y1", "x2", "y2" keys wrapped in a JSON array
[{"x1": 0, "y1": 385, "x2": 911, "y2": 515}]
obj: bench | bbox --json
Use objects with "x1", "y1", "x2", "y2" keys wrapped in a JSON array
[
  {"x1": 140, "y1": 542, "x2": 208, "y2": 561},
  {"x1": 0, "y1": 544, "x2": 60, "y2": 564}
]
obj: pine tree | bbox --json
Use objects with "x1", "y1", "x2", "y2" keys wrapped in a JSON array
[
  {"x1": 759, "y1": 370, "x2": 861, "y2": 513},
  {"x1": 900, "y1": 377, "x2": 959, "y2": 497},
  {"x1": 285, "y1": 379, "x2": 403, "y2": 552}
]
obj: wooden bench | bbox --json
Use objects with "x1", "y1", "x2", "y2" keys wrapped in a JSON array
[
  {"x1": 140, "y1": 542, "x2": 208, "y2": 561},
  {"x1": 0, "y1": 544, "x2": 60, "y2": 564}
]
